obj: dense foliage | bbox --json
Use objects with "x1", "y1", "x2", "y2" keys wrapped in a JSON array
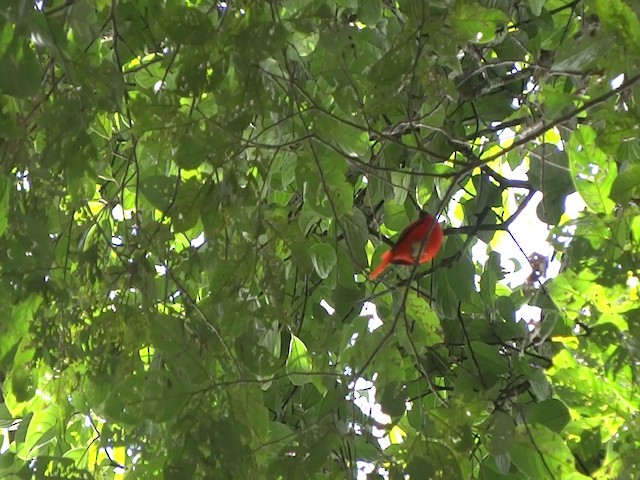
[{"x1": 1, "y1": 0, "x2": 640, "y2": 478}]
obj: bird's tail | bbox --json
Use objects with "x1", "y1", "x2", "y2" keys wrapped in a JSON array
[{"x1": 369, "y1": 251, "x2": 392, "y2": 280}]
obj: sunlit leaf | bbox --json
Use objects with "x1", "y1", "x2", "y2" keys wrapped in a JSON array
[
  {"x1": 568, "y1": 126, "x2": 617, "y2": 214},
  {"x1": 286, "y1": 334, "x2": 313, "y2": 386}
]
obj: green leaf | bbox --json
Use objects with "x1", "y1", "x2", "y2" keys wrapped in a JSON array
[
  {"x1": 382, "y1": 202, "x2": 411, "y2": 232},
  {"x1": 170, "y1": 178, "x2": 204, "y2": 232},
  {"x1": 286, "y1": 334, "x2": 313, "y2": 386},
  {"x1": 174, "y1": 130, "x2": 208, "y2": 170},
  {"x1": 0, "y1": 38, "x2": 41, "y2": 98},
  {"x1": 0, "y1": 175, "x2": 10, "y2": 238},
  {"x1": 309, "y1": 243, "x2": 337, "y2": 279},
  {"x1": 368, "y1": 45, "x2": 413, "y2": 83},
  {"x1": 528, "y1": 0, "x2": 546, "y2": 16},
  {"x1": 527, "y1": 399, "x2": 571, "y2": 433},
  {"x1": 102, "y1": 372, "x2": 188, "y2": 425},
  {"x1": 488, "y1": 411, "x2": 515, "y2": 455},
  {"x1": 442, "y1": 237, "x2": 475, "y2": 305},
  {"x1": 610, "y1": 164, "x2": 640, "y2": 204},
  {"x1": 0, "y1": 403, "x2": 15, "y2": 429},
  {"x1": 406, "y1": 456, "x2": 435, "y2": 479},
  {"x1": 511, "y1": 426, "x2": 576, "y2": 478},
  {"x1": 479, "y1": 455, "x2": 511, "y2": 479},
  {"x1": 480, "y1": 251, "x2": 502, "y2": 307},
  {"x1": 403, "y1": 293, "x2": 443, "y2": 347},
  {"x1": 139, "y1": 175, "x2": 178, "y2": 213},
  {"x1": 568, "y1": 126, "x2": 617, "y2": 214},
  {"x1": 391, "y1": 170, "x2": 411, "y2": 205},
  {"x1": 591, "y1": 0, "x2": 640, "y2": 52},
  {"x1": 357, "y1": 0, "x2": 381, "y2": 25},
  {"x1": 159, "y1": 5, "x2": 214, "y2": 45},
  {"x1": 409, "y1": 443, "x2": 462, "y2": 480},
  {"x1": 315, "y1": 111, "x2": 369, "y2": 157},
  {"x1": 341, "y1": 209, "x2": 369, "y2": 270},
  {"x1": 551, "y1": 36, "x2": 614, "y2": 72},
  {"x1": 0, "y1": 108, "x2": 21, "y2": 140},
  {"x1": 529, "y1": 147, "x2": 574, "y2": 224},
  {"x1": 332, "y1": 284, "x2": 365, "y2": 321},
  {"x1": 470, "y1": 341, "x2": 508, "y2": 379},
  {"x1": 176, "y1": 54, "x2": 209, "y2": 97},
  {"x1": 1, "y1": 295, "x2": 41, "y2": 374},
  {"x1": 22, "y1": 405, "x2": 61, "y2": 460},
  {"x1": 453, "y1": 4, "x2": 508, "y2": 43},
  {"x1": 380, "y1": 382, "x2": 406, "y2": 417}
]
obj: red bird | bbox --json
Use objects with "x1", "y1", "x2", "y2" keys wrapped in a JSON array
[{"x1": 369, "y1": 214, "x2": 443, "y2": 280}]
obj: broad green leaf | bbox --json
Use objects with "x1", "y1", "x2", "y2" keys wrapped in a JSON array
[
  {"x1": 511, "y1": 426, "x2": 577, "y2": 478},
  {"x1": 367, "y1": 44, "x2": 413, "y2": 83},
  {"x1": 0, "y1": 403, "x2": 14, "y2": 428},
  {"x1": 487, "y1": 411, "x2": 514, "y2": 456},
  {"x1": 380, "y1": 382, "x2": 406, "y2": 417},
  {"x1": 21, "y1": 405, "x2": 61, "y2": 460},
  {"x1": 309, "y1": 243, "x2": 336, "y2": 279},
  {"x1": 568, "y1": 126, "x2": 616, "y2": 214},
  {"x1": 381, "y1": 202, "x2": 410, "y2": 233},
  {"x1": 480, "y1": 251, "x2": 502, "y2": 307},
  {"x1": 403, "y1": 293, "x2": 443, "y2": 347},
  {"x1": 357, "y1": 0, "x2": 381, "y2": 25},
  {"x1": 527, "y1": 399, "x2": 571, "y2": 433},
  {"x1": 286, "y1": 334, "x2": 313, "y2": 386},
  {"x1": 406, "y1": 456, "x2": 435, "y2": 479},
  {"x1": 176, "y1": 55, "x2": 208, "y2": 97},
  {"x1": 452, "y1": 4, "x2": 508, "y2": 43},
  {"x1": 0, "y1": 109, "x2": 21, "y2": 139},
  {"x1": 170, "y1": 178, "x2": 204, "y2": 232},
  {"x1": 315, "y1": 111, "x2": 369, "y2": 157},
  {"x1": 479, "y1": 455, "x2": 511, "y2": 478},
  {"x1": 528, "y1": 0, "x2": 546, "y2": 16},
  {"x1": 470, "y1": 341, "x2": 508, "y2": 379},
  {"x1": 529, "y1": 148, "x2": 574, "y2": 224},
  {"x1": 102, "y1": 373, "x2": 188, "y2": 425},
  {"x1": 609, "y1": 164, "x2": 640, "y2": 204},
  {"x1": 442, "y1": 237, "x2": 475, "y2": 305},
  {"x1": 174, "y1": 129, "x2": 208, "y2": 170},
  {"x1": 0, "y1": 295, "x2": 41, "y2": 373},
  {"x1": 0, "y1": 38, "x2": 41, "y2": 98},
  {"x1": 408, "y1": 443, "x2": 462, "y2": 480},
  {"x1": 391, "y1": 170, "x2": 411, "y2": 205},
  {"x1": 591, "y1": 0, "x2": 640, "y2": 52},
  {"x1": 341, "y1": 209, "x2": 369, "y2": 270},
  {"x1": 139, "y1": 175, "x2": 178, "y2": 213},
  {"x1": 551, "y1": 36, "x2": 614, "y2": 72},
  {"x1": 159, "y1": 5, "x2": 214, "y2": 45},
  {"x1": 331, "y1": 284, "x2": 365, "y2": 321}
]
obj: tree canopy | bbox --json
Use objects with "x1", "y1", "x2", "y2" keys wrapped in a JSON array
[{"x1": 1, "y1": 0, "x2": 640, "y2": 478}]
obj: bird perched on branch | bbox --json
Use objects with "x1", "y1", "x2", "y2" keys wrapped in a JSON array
[{"x1": 370, "y1": 214, "x2": 443, "y2": 280}]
